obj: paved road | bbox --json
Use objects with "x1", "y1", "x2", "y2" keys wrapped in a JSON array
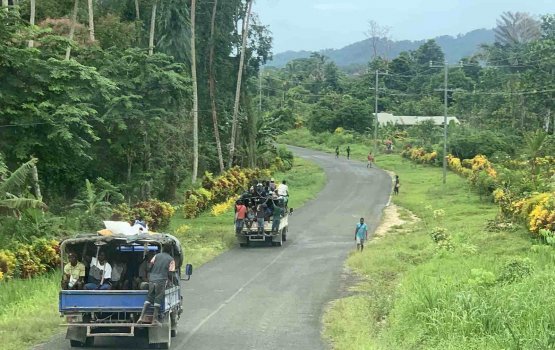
[{"x1": 36, "y1": 146, "x2": 392, "y2": 350}]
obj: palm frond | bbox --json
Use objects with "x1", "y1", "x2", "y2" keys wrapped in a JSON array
[
  {"x1": 0, "y1": 197, "x2": 47, "y2": 210},
  {"x1": 0, "y1": 158, "x2": 37, "y2": 196}
]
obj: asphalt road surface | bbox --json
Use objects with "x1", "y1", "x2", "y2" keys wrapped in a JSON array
[{"x1": 36, "y1": 146, "x2": 392, "y2": 350}]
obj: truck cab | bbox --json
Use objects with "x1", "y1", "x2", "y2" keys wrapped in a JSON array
[{"x1": 59, "y1": 232, "x2": 192, "y2": 349}]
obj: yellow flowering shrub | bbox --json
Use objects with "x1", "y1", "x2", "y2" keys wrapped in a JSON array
[
  {"x1": 0, "y1": 250, "x2": 17, "y2": 280},
  {"x1": 401, "y1": 147, "x2": 437, "y2": 164},
  {"x1": 185, "y1": 167, "x2": 271, "y2": 219},
  {"x1": 527, "y1": 193, "x2": 555, "y2": 234},
  {"x1": 211, "y1": 197, "x2": 237, "y2": 217}
]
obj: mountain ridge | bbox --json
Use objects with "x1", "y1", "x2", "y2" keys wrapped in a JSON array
[{"x1": 267, "y1": 28, "x2": 495, "y2": 68}]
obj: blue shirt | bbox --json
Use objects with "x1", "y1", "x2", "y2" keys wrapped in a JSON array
[{"x1": 355, "y1": 223, "x2": 368, "y2": 239}]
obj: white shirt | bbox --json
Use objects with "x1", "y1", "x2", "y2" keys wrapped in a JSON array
[
  {"x1": 91, "y1": 257, "x2": 112, "y2": 279},
  {"x1": 277, "y1": 183, "x2": 289, "y2": 196},
  {"x1": 111, "y1": 262, "x2": 125, "y2": 281}
]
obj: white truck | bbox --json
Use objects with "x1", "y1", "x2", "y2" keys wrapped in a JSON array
[{"x1": 236, "y1": 198, "x2": 292, "y2": 247}]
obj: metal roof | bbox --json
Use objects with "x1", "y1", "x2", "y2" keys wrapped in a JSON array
[{"x1": 375, "y1": 113, "x2": 460, "y2": 126}]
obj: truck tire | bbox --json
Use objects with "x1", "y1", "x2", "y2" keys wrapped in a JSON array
[
  {"x1": 69, "y1": 340, "x2": 85, "y2": 348},
  {"x1": 282, "y1": 228, "x2": 287, "y2": 242},
  {"x1": 170, "y1": 312, "x2": 177, "y2": 337}
]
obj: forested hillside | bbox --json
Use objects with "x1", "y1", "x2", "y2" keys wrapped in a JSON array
[{"x1": 268, "y1": 28, "x2": 495, "y2": 69}]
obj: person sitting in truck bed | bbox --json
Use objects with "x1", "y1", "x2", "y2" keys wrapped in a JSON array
[
  {"x1": 134, "y1": 251, "x2": 155, "y2": 289},
  {"x1": 62, "y1": 252, "x2": 85, "y2": 290},
  {"x1": 110, "y1": 255, "x2": 128, "y2": 290},
  {"x1": 84, "y1": 250, "x2": 112, "y2": 290}
]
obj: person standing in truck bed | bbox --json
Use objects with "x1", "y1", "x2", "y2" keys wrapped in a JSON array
[{"x1": 137, "y1": 245, "x2": 176, "y2": 326}]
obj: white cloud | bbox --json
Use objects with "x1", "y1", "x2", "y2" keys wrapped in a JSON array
[{"x1": 313, "y1": 2, "x2": 357, "y2": 11}]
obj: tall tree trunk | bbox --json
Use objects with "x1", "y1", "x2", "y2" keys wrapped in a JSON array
[
  {"x1": 228, "y1": 0, "x2": 253, "y2": 168},
  {"x1": 87, "y1": 0, "x2": 95, "y2": 42},
  {"x1": 31, "y1": 163, "x2": 42, "y2": 201},
  {"x1": 65, "y1": 0, "x2": 79, "y2": 60},
  {"x1": 28, "y1": 0, "x2": 35, "y2": 47},
  {"x1": 208, "y1": 0, "x2": 224, "y2": 173},
  {"x1": 190, "y1": 0, "x2": 199, "y2": 183},
  {"x1": 2, "y1": 0, "x2": 8, "y2": 9},
  {"x1": 134, "y1": 0, "x2": 140, "y2": 20},
  {"x1": 148, "y1": 1, "x2": 157, "y2": 55}
]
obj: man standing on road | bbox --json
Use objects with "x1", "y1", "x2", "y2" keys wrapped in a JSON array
[
  {"x1": 354, "y1": 218, "x2": 368, "y2": 252},
  {"x1": 137, "y1": 245, "x2": 176, "y2": 326},
  {"x1": 367, "y1": 152, "x2": 374, "y2": 168},
  {"x1": 346, "y1": 146, "x2": 351, "y2": 160},
  {"x1": 335, "y1": 146, "x2": 339, "y2": 158}
]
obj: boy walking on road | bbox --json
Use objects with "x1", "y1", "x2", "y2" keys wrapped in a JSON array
[
  {"x1": 335, "y1": 146, "x2": 339, "y2": 158},
  {"x1": 367, "y1": 152, "x2": 374, "y2": 168},
  {"x1": 346, "y1": 146, "x2": 351, "y2": 160},
  {"x1": 355, "y1": 218, "x2": 368, "y2": 252}
]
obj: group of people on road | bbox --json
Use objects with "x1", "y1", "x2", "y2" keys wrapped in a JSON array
[{"x1": 234, "y1": 178, "x2": 289, "y2": 235}]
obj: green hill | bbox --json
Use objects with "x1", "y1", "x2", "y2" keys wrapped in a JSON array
[{"x1": 268, "y1": 29, "x2": 495, "y2": 68}]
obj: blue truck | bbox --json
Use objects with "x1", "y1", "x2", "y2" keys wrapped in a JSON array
[{"x1": 59, "y1": 233, "x2": 192, "y2": 349}]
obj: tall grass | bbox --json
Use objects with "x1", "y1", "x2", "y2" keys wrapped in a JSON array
[
  {"x1": 0, "y1": 272, "x2": 61, "y2": 350},
  {"x1": 323, "y1": 151, "x2": 555, "y2": 350}
]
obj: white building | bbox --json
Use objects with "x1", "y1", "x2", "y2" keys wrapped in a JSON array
[{"x1": 375, "y1": 113, "x2": 460, "y2": 126}]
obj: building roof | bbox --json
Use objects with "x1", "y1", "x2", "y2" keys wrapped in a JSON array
[{"x1": 376, "y1": 113, "x2": 460, "y2": 126}]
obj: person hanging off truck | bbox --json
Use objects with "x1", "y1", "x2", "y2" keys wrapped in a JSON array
[{"x1": 137, "y1": 244, "x2": 177, "y2": 326}]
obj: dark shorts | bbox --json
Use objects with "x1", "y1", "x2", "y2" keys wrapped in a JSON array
[{"x1": 147, "y1": 280, "x2": 166, "y2": 306}]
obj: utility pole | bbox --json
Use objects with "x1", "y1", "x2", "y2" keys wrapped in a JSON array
[
  {"x1": 374, "y1": 70, "x2": 379, "y2": 153},
  {"x1": 430, "y1": 60, "x2": 449, "y2": 184},
  {"x1": 258, "y1": 71, "x2": 262, "y2": 113},
  {"x1": 373, "y1": 70, "x2": 388, "y2": 154}
]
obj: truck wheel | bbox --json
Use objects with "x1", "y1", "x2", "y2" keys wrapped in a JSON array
[
  {"x1": 282, "y1": 228, "x2": 287, "y2": 242},
  {"x1": 170, "y1": 312, "x2": 177, "y2": 337},
  {"x1": 69, "y1": 340, "x2": 85, "y2": 348}
]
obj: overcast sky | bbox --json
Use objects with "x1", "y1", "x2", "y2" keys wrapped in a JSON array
[{"x1": 253, "y1": 0, "x2": 553, "y2": 53}]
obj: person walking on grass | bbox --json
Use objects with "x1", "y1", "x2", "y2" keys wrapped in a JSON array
[
  {"x1": 335, "y1": 146, "x2": 339, "y2": 158},
  {"x1": 354, "y1": 218, "x2": 368, "y2": 252},
  {"x1": 346, "y1": 146, "x2": 351, "y2": 160},
  {"x1": 394, "y1": 175, "x2": 400, "y2": 195},
  {"x1": 367, "y1": 152, "x2": 374, "y2": 168}
]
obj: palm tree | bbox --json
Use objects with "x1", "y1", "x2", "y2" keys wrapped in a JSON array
[
  {"x1": 524, "y1": 130, "x2": 548, "y2": 189},
  {"x1": 71, "y1": 179, "x2": 112, "y2": 216},
  {"x1": 208, "y1": 0, "x2": 225, "y2": 173},
  {"x1": 494, "y1": 12, "x2": 541, "y2": 46},
  {"x1": 190, "y1": 0, "x2": 199, "y2": 183},
  {"x1": 228, "y1": 0, "x2": 253, "y2": 168},
  {"x1": 0, "y1": 158, "x2": 46, "y2": 215}
]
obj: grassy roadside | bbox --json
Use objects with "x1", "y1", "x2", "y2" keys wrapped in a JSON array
[
  {"x1": 1, "y1": 156, "x2": 325, "y2": 350},
  {"x1": 323, "y1": 152, "x2": 555, "y2": 350}
]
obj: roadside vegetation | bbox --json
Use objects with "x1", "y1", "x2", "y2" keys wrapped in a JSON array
[{"x1": 323, "y1": 153, "x2": 555, "y2": 349}]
